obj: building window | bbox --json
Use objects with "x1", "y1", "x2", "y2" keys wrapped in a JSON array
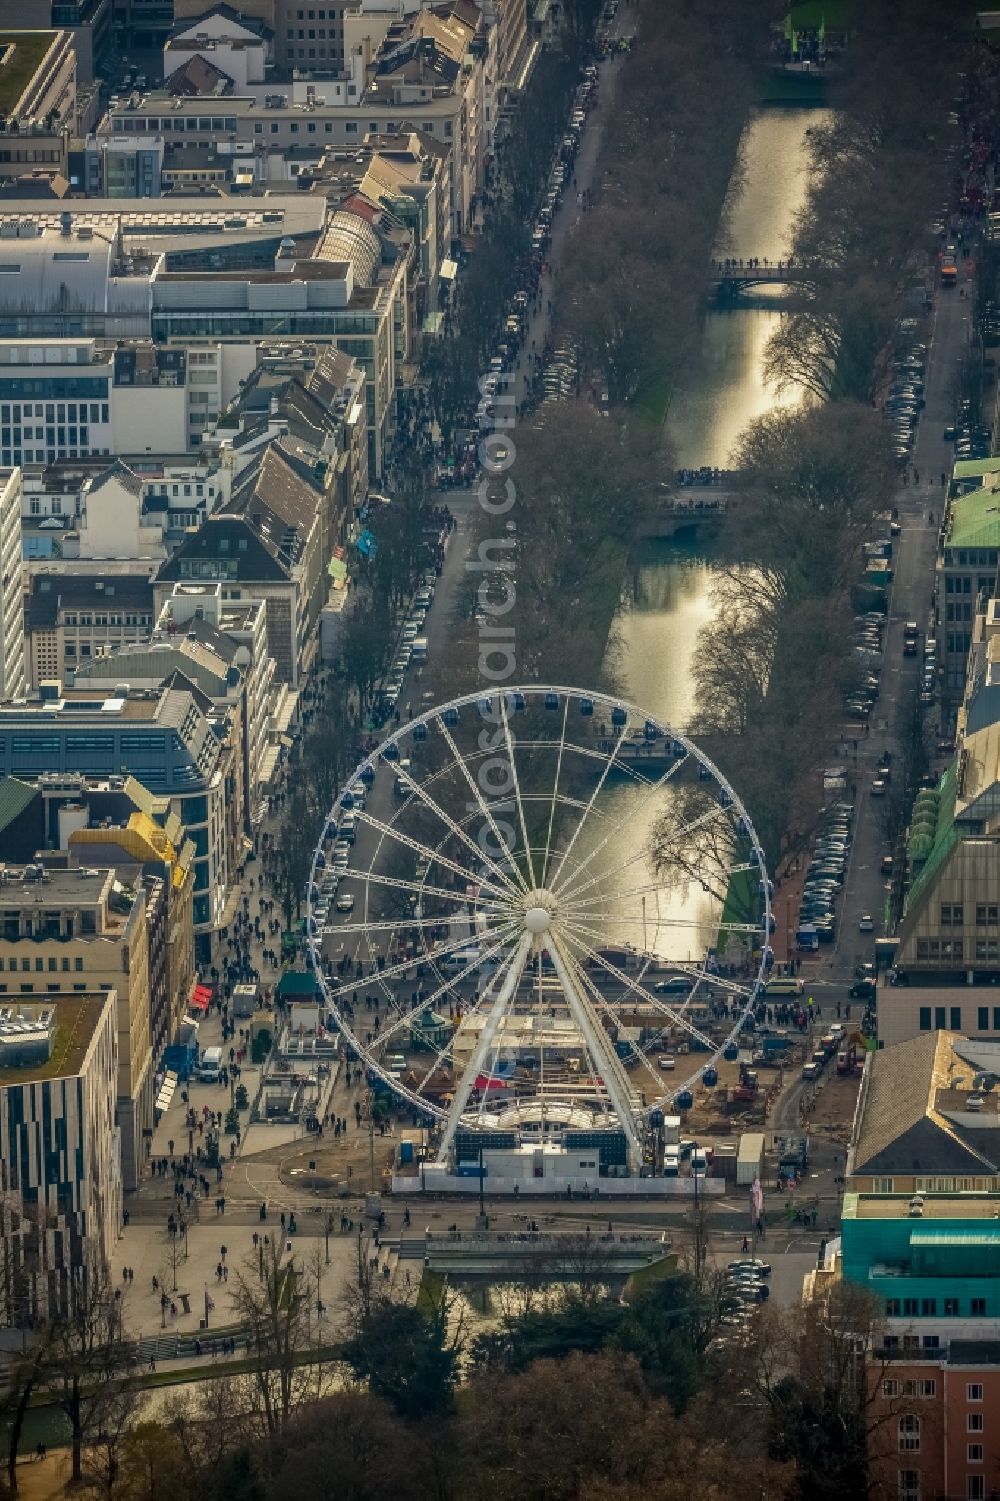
[
  {"x1": 874, "y1": 1178, "x2": 894, "y2": 1194},
  {"x1": 903, "y1": 1299, "x2": 919, "y2": 1317},
  {"x1": 941, "y1": 903, "x2": 964, "y2": 926},
  {"x1": 968, "y1": 1446, "x2": 984, "y2": 1463},
  {"x1": 976, "y1": 904, "x2": 999, "y2": 925},
  {"x1": 968, "y1": 1414, "x2": 984, "y2": 1432},
  {"x1": 945, "y1": 1299, "x2": 959, "y2": 1316},
  {"x1": 951, "y1": 1007, "x2": 962, "y2": 1030},
  {"x1": 886, "y1": 1299, "x2": 902, "y2": 1317},
  {"x1": 968, "y1": 1477, "x2": 985, "y2": 1501},
  {"x1": 898, "y1": 1473, "x2": 920, "y2": 1501},
  {"x1": 919, "y1": 1007, "x2": 931, "y2": 1031},
  {"x1": 971, "y1": 1300, "x2": 986, "y2": 1318},
  {"x1": 898, "y1": 1416, "x2": 920, "y2": 1453},
  {"x1": 921, "y1": 1300, "x2": 937, "y2": 1317}
]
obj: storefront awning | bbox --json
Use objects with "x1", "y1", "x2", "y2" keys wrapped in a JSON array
[
  {"x1": 155, "y1": 1070, "x2": 178, "y2": 1112},
  {"x1": 189, "y1": 984, "x2": 213, "y2": 1013}
]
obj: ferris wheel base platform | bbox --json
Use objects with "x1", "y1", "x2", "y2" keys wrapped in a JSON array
[{"x1": 391, "y1": 1165, "x2": 726, "y2": 1199}]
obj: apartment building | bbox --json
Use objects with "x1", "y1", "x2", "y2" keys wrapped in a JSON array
[
  {"x1": 25, "y1": 571, "x2": 155, "y2": 689},
  {"x1": 879, "y1": 586, "x2": 1000, "y2": 1043},
  {"x1": 98, "y1": 0, "x2": 488, "y2": 233},
  {"x1": 162, "y1": 8, "x2": 271, "y2": 89},
  {"x1": 0, "y1": 469, "x2": 26, "y2": 700},
  {"x1": 937, "y1": 484, "x2": 1000, "y2": 699},
  {"x1": 67, "y1": 811, "x2": 196, "y2": 1068},
  {"x1": 0, "y1": 990, "x2": 119, "y2": 1319},
  {"x1": 75, "y1": 582, "x2": 277, "y2": 820},
  {"x1": 153, "y1": 436, "x2": 338, "y2": 684},
  {"x1": 20, "y1": 450, "x2": 236, "y2": 560},
  {"x1": 0, "y1": 865, "x2": 151, "y2": 1190},
  {"x1": 0, "y1": 339, "x2": 194, "y2": 471},
  {"x1": 0, "y1": 682, "x2": 244, "y2": 948},
  {"x1": 867, "y1": 1344, "x2": 1000, "y2": 1501},
  {"x1": 0, "y1": 200, "x2": 406, "y2": 476}
]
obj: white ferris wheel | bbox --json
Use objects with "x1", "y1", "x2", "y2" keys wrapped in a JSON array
[{"x1": 306, "y1": 687, "x2": 772, "y2": 1174}]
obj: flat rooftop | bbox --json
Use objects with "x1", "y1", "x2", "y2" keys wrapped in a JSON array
[
  {"x1": 0, "y1": 865, "x2": 112, "y2": 905},
  {"x1": 0, "y1": 993, "x2": 111, "y2": 1086},
  {"x1": 846, "y1": 1194, "x2": 1000, "y2": 1220}
]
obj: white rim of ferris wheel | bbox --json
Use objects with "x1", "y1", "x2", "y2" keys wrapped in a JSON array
[{"x1": 304, "y1": 687, "x2": 772, "y2": 1174}]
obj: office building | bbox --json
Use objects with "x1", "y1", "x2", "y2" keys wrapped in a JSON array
[
  {"x1": 153, "y1": 435, "x2": 339, "y2": 685},
  {"x1": 0, "y1": 865, "x2": 151, "y2": 1191},
  {"x1": 0, "y1": 681, "x2": 244, "y2": 948},
  {"x1": 0, "y1": 990, "x2": 119, "y2": 1319}
]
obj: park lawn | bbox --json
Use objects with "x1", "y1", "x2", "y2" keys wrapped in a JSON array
[
  {"x1": 416, "y1": 1267, "x2": 446, "y2": 1312},
  {"x1": 788, "y1": 0, "x2": 852, "y2": 26},
  {"x1": 634, "y1": 374, "x2": 671, "y2": 426},
  {"x1": 623, "y1": 1253, "x2": 679, "y2": 1302},
  {"x1": 717, "y1": 865, "x2": 758, "y2": 954}
]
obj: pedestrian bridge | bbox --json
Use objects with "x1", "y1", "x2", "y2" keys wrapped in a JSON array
[
  {"x1": 710, "y1": 264, "x2": 811, "y2": 307},
  {"x1": 638, "y1": 492, "x2": 734, "y2": 539},
  {"x1": 417, "y1": 1229, "x2": 673, "y2": 1276}
]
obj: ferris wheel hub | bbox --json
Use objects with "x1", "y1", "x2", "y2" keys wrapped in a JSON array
[{"x1": 523, "y1": 890, "x2": 557, "y2": 934}]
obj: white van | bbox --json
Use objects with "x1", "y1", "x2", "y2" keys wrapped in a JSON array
[
  {"x1": 199, "y1": 1046, "x2": 223, "y2": 1083},
  {"x1": 411, "y1": 636, "x2": 428, "y2": 662}
]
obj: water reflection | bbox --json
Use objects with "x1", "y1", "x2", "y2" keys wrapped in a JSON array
[{"x1": 586, "y1": 108, "x2": 825, "y2": 953}]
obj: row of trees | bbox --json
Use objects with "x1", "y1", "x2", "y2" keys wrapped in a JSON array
[
  {"x1": 557, "y1": 0, "x2": 778, "y2": 410},
  {"x1": 681, "y1": 0, "x2": 970, "y2": 867},
  {"x1": 54, "y1": 1226, "x2": 909, "y2": 1501},
  {"x1": 681, "y1": 401, "x2": 896, "y2": 863},
  {"x1": 764, "y1": 0, "x2": 964, "y2": 403},
  {"x1": 423, "y1": 1, "x2": 603, "y2": 443}
]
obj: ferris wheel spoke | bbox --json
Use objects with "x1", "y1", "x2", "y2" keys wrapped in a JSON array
[
  {"x1": 555, "y1": 801, "x2": 722, "y2": 907},
  {"x1": 547, "y1": 753, "x2": 692, "y2": 903},
  {"x1": 567, "y1": 950, "x2": 675, "y2": 1097},
  {"x1": 557, "y1": 898, "x2": 765, "y2": 938},
  {"x1": 321, "y1": 909, "x2": 510, "y2": 940},
  {"x1": 548, "y1": 717, "x2": 630, "y2": 891},
  {"x1": 388, "y1": 757, "x2": 525, "y2": 903},
  {"x1": 556, "y1": 924, "x2": 719, "y2": 1049},
  {"x1": 351, "y1": 806, "x2": 515, "y2": 906},
  {"x1": 321, "y1": 916, "x2": 519, "y2": 1002},
  {"x1": 493, "y1": 694, "x2": 537, "y2": 890},
  {"x1": 347, "y1": 864, "x2": 511, "y2": 916},
  {"x1": 366, "y1": 923, "x2": 521, "y2": 1053},
  {"x1": 434, "y1": 714, "x2": 532, "y2": 895},
  {"x1": 437, "y1": 930, "x2": 534, "y2": 1162},
  {"x1": 541, "y1": 696, "x2": 570, "y2": 888},
  {"x1": 558, "y1": 913, "x2": 759, "y2": 1004}
]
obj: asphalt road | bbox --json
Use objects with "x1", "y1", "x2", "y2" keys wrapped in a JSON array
[{"x1": 808, "y1": 273, "x2": 972, "y2": 995}]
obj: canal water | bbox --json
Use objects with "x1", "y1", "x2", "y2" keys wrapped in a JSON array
[{"x1": 580, "y1": 108, "x2": 827, "y2": 958}]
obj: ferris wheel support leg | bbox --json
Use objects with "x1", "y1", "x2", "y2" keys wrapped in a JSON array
[
  {"x1": 435, "y1": 930, "x2": 533, "y2": 1167},
  {"x1": 546, "y1": 933, "x2": 644, "y2": 1176}
]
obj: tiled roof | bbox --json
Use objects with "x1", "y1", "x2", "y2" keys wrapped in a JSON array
[{"x1": 852, "y1": 1030, "x2": 1000, "y2": 1176}]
